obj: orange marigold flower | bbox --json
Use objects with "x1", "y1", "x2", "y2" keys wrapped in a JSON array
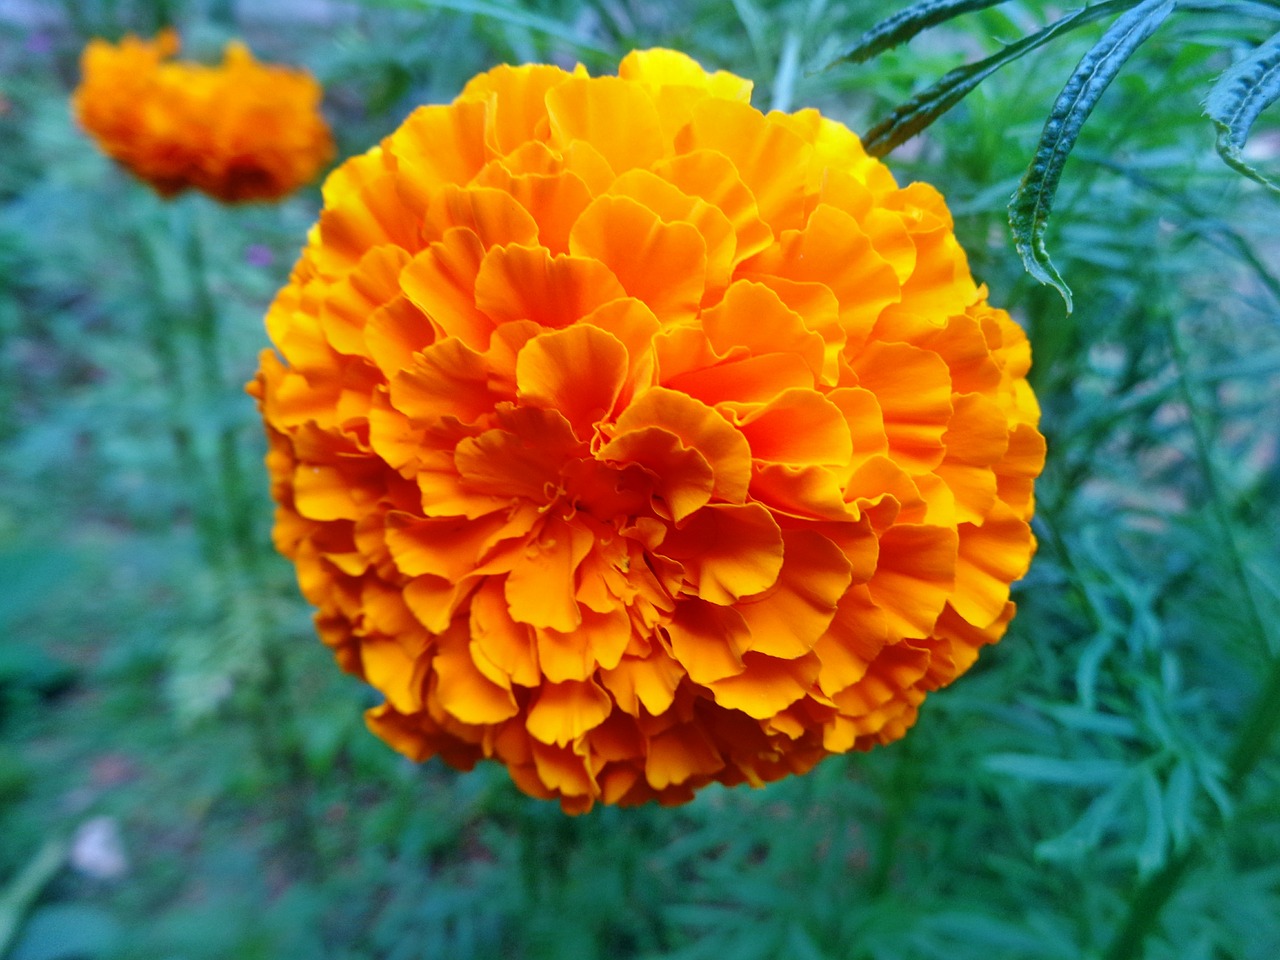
[
  {"x1": 250, "y1": 49, "x2": 1045, "y2": 812},
  {"x1": 73, "y1": 30, "x2": 332, "y2": 202}
]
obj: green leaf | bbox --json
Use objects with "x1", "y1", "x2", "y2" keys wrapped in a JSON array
[
  {"x1": 862, "y1": 0, "x2": 1145, "y2": 156},
  {"x1": 983, "y1": 753, "x2": 1127, "y2": 786},
  {"x1": 8, "y1": 904, "x2": 122, "y2": 960},
  {"x1": 1204, "y1": 30, "x2": 1280, "y2": 194},
  {"x1": 827, "y1": 0, "x2": 1013, "y2": 66},
  {"x1": 1035, "y1": 778, "x2": 1132, "y2": 860},
  {"x1": 1008, "y1": 0, "x2": 1176, "y2": 313},
  {"x1": 1137, "y1": 768, "x2": 1169, "y2": 875}
]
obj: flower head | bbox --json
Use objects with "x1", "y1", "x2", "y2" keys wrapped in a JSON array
[
  {"x1": 73, "y1": 30, "x2": 333, "y2": 202},
  {"x1": 251, "y1": 49, "x2": 1045, "y2": 812}
]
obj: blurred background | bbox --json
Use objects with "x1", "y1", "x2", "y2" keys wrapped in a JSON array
[{"x1": 2, "y1": 1, "x2": 1279, "y2": 958}]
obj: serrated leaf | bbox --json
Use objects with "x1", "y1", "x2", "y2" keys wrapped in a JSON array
[
  {"x1": 1008, "y1": 0, "x2": 1176, "y2": 313},
  {"x1": 1205, "y1": 30, "x2": 1280, "y2": 194},
  {"x1": 863, "y1": 0, "x2": 1144, "y2": 156},
  {"x1": 828, "y1": 0, "x2": 1013, "y2": 66},
  {"x1": 1035, "y1": 779, "x2": 1132, "y2": 860}
]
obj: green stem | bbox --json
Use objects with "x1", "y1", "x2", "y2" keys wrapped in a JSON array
[
  {"x1": 1100, "y1": 311, "x2": 1280, "y2": 959},
  {"x1": 1101, "y1": 846, "x2": 1197, "y2": 960},
  {"x1": 1164, "y1": 311, "x2": 1272, "y2": 660},
  {"x1": 176, "y1": 197, "x2": 322, "y2": 880},
  {"x1": 866, "y1": 738, "x2": 915, "y2": 896},
  {"x1": 131, "y1": 214, "x2": 224, "y2": 564},
  {"x1": 0, "y1": 840, "x2": 66, "y2": 958}
]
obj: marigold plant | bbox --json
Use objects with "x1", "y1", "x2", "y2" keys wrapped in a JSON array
[
  {"x1": 73, "y1": 30, "x2": 333, "y2": 202},
  {"x1": 250, "y1": 49, "x2": 1045, "y2": 812}
]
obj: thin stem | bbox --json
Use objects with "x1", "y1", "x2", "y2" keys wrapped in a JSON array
[
  {"x1": 176, "y1": 197, "x2": 323, "y2": 880},
  {"x1": 131, "y1": 212, "x2": 223, "y2": 564},
  {"x1": 866, "y1": 737, "x2": 915, "y2": 896},
  {"x1": 0, "y1": 840, "x2": 66, "y2": 957},
  {"x1": 1100, "y1": 310, "x2": 1280, "y2": 959},
  {"x1": 1164, "y1": 312, "x2": 1272, "y2": 661},
  {"x1": 1102, "y1": 846, "x2": 1197, "y2": 960}
]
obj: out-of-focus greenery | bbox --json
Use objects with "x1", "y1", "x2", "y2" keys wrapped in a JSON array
[{"x1": 2, "y1": 1, "x2": 1278, "y2": 958}]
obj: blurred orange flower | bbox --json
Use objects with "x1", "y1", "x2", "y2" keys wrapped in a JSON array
[
  {"x1": 251, "y1": 49, "x2": 1045, "y2": 812},
  {"x1": 73, "y1": 30, "x2": 332, "y2": 202}
]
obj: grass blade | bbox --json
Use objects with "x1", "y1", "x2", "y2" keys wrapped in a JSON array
[
  {"x1": 1008, "y1": 0, "x2": 1176, "y2": 314},
  {"x1": 360, "y1": 0, "x2": 614, "y2": 55},
  {"x1": 862, "y1": 0, "x2": 1145, "y2": 156},
  {"x1": 1204, "y1": 29, "x2": 1280, "y2": 194},
  {"x1": 0, "y1": 840, "x2": 67, "y2": 957},
  {"x1": 827, "y1": 0, "x2": 1013, "y2": 66}
]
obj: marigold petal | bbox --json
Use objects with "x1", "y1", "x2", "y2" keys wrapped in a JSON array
[
  {"x1": 678, "y1": 100, "x2": 811, "y2": 233},
  {"x1": 474, "y1": 242, "x2": 627, "y2": 328},
  {"x1": 470, "y1": 578, "x2": 540, "y2": 687},
  {"x1": 478, "y1": 166, "x2": 594, "y2": 256},
  {"x1": 516, "y1": 325, "x2": 628, "y2": 440},
  {"x1": 364, "y1": 704, "x2": 435, "y2": 762},
  {"x1": 423, "y1": 184, "x2": 541, "y2": 248},
  {"x1": 850, "y1": 342, "x2": 952, "y2": 474},
  {"x1": 645, "y1": 723, "x2": 726, "y2": 789},
  {"x1": 831, "y1": 641, "x2": 930, "y2": 716},
  {"x1": 608, "y1": 169, "x2": 737, "y2": 296},
  {"x1": 384, "y1": 511, "x2": 508, "y2": 581},
  {"x1": 937, "y1": 393, "x2": 1010, "y2": 524},
  {"x1": 667, "y1": 353, "x2": 815, "y2": 409},
  {"x1": 743, "y1": 204, "x2": 900, "y2": 347},
  {"x1": 652, "y1": 149, "x2": 774, "y2": 266},
  {"x1": 388, "y1": 336, "x2": 492, "y2": 426},
  {"x1": 459, "y1": 63, "x2": 575, "y2": 155},
  {"x1": 738, "y1": 529, "x2": 852, "y2": 658},
  {"x1": 385, "y1": 100, "x2": 491, "y2": 191},
  {"x1": 361, "y1": 636, "x2": 428, "y2": 714},
  {"x1": 536, "y1": 606, "x2": 631, "y2": 682},
  {"x1": 569, "y1": 195, "x2": 708, "y2": 322},
  {"x1": 701, "y1": 280, "x2": 824, "y2": 381},
  {"x1": 618, "y1": 48, "x2": 752, "y2": 102},
  {"x1": 995, "y1": 423, "x2": 1047, "y2": 519},
  {"x1": 313, "y1": 172, "x2": 427, "y2": 278},
  {"x1": 866, "y1": 524, "x2": 957, "y2": 639},
  {"x1": 433, "y1": 625, "x2": 520, "y2": 725},
  {"x1": 734, "y1": 388, "x2": 853, "y2": 467},
  {"x1": 705, "y1": 651, "x2": 818, "y2": 719},
  {"x1": 453, "y1": 407, "x2": 583, "y2": 501},
  {"x1": 749, "y1": 463, "x2": 856, "y2": 522},
  {"x1": 399, "y1": 228, "x2": 490, "y2": 349},
  {"x1": 504, "y1": 515, "x2": 594, "y2": 632},
  {"x1": 813, "y1": 584, "x2": 888, "y2": 696},
  {"x1": 580, "y1": 298, "x2": 660, "y2": 403},
  {"x1": 402, "y1": 574, "x2": 478, "y2": 634},
  {"x1": 293, "y1": 463, "x2": 362, "y2": 521},
  {"x1": 950, "y1": 502, "x2": 1035, "y2": 628},
  {"x1": 526, "y1": 679, "x2": 613, "y2": 746},
  {"x1": 315, "y1": 245, "x2": 409, "y2": 356},
  {"x1": 609, "y1": 387, "x2": 751, "y2": 503},
  {"x1": 667, "y1": 600, "x2": 750, "y2": 684},
  {"x1": 546, "y1": 76, "x2": 665, "y2": 173},
  {"x1": 596, "y1": 426, "x2": 714, "y2": 524},
  {"x1": 530, "y1": 740, "x2": 597, "y2": 797},
  {"x1": 660, "y1": 503, "x2": 784, "y2": 604}
]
